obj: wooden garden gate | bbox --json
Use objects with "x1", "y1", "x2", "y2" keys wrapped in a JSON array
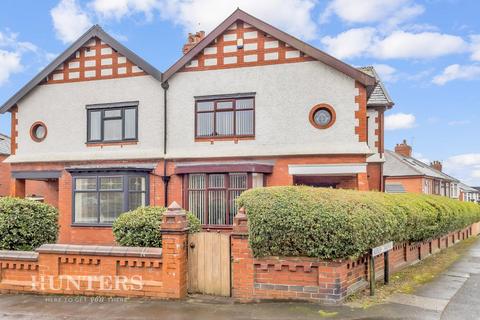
[{"x1": 187, "y1": 232, "x2": 231, "y2": 296}]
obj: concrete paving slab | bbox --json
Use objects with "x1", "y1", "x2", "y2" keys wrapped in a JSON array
[
  {"x1": 415, "y1": 275, "x2": 467, "y2": 301},
  {"x1": 388, "y1": 293, "x2": 449, "y2": 312}
]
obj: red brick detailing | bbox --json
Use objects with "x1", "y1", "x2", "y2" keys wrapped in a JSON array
[
  {"x1": 0, "y1": 155, "x2": 10, "y2": 196},
  {"x1": 374, "y1": 108, "x2": 384, "y2": 154},
  {"x1": 180, "y1": 20, "x2": 313, "y2": 73},
  {"x1": 9, "y1": 155, "x2": 373, "y2": 244},
  {"x1": 367, "y1": 163, "x2": 382, "y2": 192},
  {"x1": 10, "y1": 106, "x2": 18, "y2": 155},
  {"x1": 44, "y1": 37, "x2": 146, "y2": 85},
  {"x1": 354, "y1": 82, "x2": 367, "y2": 142},
  {"x1": 231, "y1": 212, "x2": 479, "y2": 304}
]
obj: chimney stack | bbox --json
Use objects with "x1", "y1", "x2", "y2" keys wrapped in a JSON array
[
  {"x1": 430, "y1": 160, "x2": 442, "y2": 172},
  {"x1": 182, "y1": 31, "x2": 205, "y2": 54},
  {"x1": 394, "y1": 139, "x2": 412, "y2": 157}
]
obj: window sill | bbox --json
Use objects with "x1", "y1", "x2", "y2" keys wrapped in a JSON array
[
  {"x1": 71, "y1": 223, "x2": 113, "y2": 228},
  {"x1": 86, "y1": 140, "x2": 138, "y2": 148},
  {"x1": 195, "y1": 136, "x2": 255, "y2": 144}
]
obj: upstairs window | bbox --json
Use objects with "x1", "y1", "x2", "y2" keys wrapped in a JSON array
[
  {"x1": 195, "y1": 96, "x2": 255, "y2": 138},
  {"x1": 87, "y1": 102, "x2": 138, "y2": 143}
]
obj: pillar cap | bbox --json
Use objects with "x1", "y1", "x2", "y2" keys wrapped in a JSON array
[{"x1": 161, "y1": 202, "x2": 189, "y2": 233}]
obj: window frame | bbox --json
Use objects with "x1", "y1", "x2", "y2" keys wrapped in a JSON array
[
  {"x1": 194, "y1": 96, "x2": 255, "y2": 139},
  {"x1": 71, "y1": 171, "x2": 149, "y2": 226},
  {"x1": 185, "y1": 172, "x2": 261, "y2": 227},
  {"x1": 86, "y1": 105, "x2": 138, "y2": 143}
]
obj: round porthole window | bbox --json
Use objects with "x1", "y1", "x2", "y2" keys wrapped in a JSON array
[
  {"x1": 30, "y1": 122, "x2": 47, "y2": 142},
  {"x1": 309, "y1": 104, "x2": 336, "y2": 129}
]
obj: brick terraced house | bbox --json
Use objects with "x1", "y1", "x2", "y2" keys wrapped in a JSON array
[
  {"x1": 384, "y1": 140, "x2": 459, "y2": 197},
  {"x1": 0, "y1": 9, "x2": 393, "y2": 244}
]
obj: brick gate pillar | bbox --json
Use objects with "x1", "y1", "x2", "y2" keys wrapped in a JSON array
[
  {"x1": 161, "y1": 201, "x2": 189, "y2": 299},
  {"x1": 231, "y1": 207, "x2": 255, "y2": 302}
]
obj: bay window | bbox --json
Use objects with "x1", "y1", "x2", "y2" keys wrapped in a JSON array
[
  {"x1": 187, "y1": 172, "x2": 263, "y2": 225},
  {"x1": 73, "y1": 173, "x2": 148, "y2": 225}
]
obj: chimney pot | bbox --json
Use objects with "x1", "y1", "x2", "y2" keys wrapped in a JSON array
[
  {"x1": 182, "y1": 31, "x2": 206, "y2": 54},
  {"x1": 430, "y1": 160, "x2": 442, "y2": 172},
  {"x1": 394, "y1": 139, "x2": 412, "y2": 157}
]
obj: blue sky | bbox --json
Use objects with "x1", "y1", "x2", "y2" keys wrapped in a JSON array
[{"x1": 0, "y1": 0, "x2": 479, "y2": 185}]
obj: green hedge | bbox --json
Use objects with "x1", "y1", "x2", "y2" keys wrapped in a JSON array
[
  {"x1": 237, "y1": 186, "x2": 480, "y2": 260},
  {"x1": 0, "y1": 197, "x2": 59, "y2": 251},
  {"x1": 112, "y1": 206, "x2": 201, "y2": 247}
]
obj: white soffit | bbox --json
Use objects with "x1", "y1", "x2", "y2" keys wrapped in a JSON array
[{"x1": 288, "y1": 163, "x2": 367, "y2": 175}]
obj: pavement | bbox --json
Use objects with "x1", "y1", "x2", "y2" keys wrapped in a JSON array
[{"x1": 0, "y1": 239, "x2": 479, "y2": 320}]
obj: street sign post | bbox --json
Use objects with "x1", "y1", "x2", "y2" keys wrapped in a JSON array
[{"x1": 369, "y1": 241, "x2": 393, "y2": 296}]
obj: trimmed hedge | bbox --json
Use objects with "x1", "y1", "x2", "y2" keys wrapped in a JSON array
[
  {"x1": 112, "y1": 206, "x2": 201, "y2": 247},
  {"x1": 237, "y1": 186, "x2": 480, "y2": 260},
  {"x1": 0, "y1": 197, "x2": 59, "y2": 251}
]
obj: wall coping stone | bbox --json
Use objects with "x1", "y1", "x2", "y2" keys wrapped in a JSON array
[
  {"x1": 0, "y1": 250, "x2": 39, "y2": 261},
  {"x1": 36, "y1": 244, "x2": 162, "y2": 258}
]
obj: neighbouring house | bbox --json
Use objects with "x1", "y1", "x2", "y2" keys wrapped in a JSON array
[
  {"x1": 0, "y1": 134, "x2": 10, "y2": 196},
  {"x1": 384, "y1": 140, "x2": 459, "y2": 197},
  {"x1": 0, "y1": 133, "x2": 59, "y2": 202},
  {"x1": 0, "y1": 9, "x2": 393, "y2": 244},
  {"x1": 459, "y1": 183, "x2": 480, "y2": 202}
]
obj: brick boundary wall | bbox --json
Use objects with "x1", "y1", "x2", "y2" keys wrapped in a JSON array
[
  {"x1": 0, "y1": 202, "x2": 189, "y2": 299},
  {"x1": 232, "y1": 209, "x2": 480, "y2": 304}
]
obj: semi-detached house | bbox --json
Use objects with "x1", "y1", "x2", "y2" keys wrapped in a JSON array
[{"x1": 0, "y1": 9, "x2": 393, "y2": 244}]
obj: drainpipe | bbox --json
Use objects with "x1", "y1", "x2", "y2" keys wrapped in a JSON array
[{"x1": 161, "y1": 81, "x2": 170, "y2": 207}]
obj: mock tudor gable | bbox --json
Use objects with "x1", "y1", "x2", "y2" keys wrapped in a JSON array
[
  {"x1": 180, "y1": 21, "x2": 314, "y2": 72},
  {"x1": 44, "y1": 37, "x2": 146, "y2": 84},
  {"x1": 0, "y1": 25, "x2": 161, "y2": 113},
  {"x1": 164, "y1": 9, "x2": 375, "y2": 86}
]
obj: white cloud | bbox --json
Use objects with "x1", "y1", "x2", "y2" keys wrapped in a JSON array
[
  {"x1": 385, "y1": 113, "x2": 416, "y2": 130},
  {"x1": 321, "y1": 27, "x2": 376, "y2": 59},
  {"x1": 373, "y1": 64, "x2": 397, "y2": 82},
  {"x1": 88, "y1": 0, "x2": 318, "y2": 40},
  {"x1": 322, "y1": 28, "x2": 467, "y2": 60},
  {"x1": 158, "y1": 0, "x2": 317, "y2": 40},
  {"x1": 432, "y1": 64, "x2": 480, "y2": 85},
  {"x1": 51, "y1": 0, "x2": 92, "y2": 44},
  {"x1": 448, "y1": 120, "x2": 471, "y2": 126},
  {"x1": 320, "y1": 0, "x2": 424, "y2": 30},
  {"x1": 0, "y1": 30, "x2": 41, "y2": 86},
  {"x1": 372, "y1": 31, "x2": 467, "y2": 59},
  {"x1": 444, "y1": 153, "x2": 480, "y2": 185},
  {"x1": 90, "y1": 0, "x2": 160, "y2": 20},
  {"x1": 0, "y1": 50, "x2": 22, "y2": 85},
  {"x1": 469, "y1": 35, "x2": 480, "y2": 61},
  {"x1": 413, "y1": 152, "x2": 430, "y2": 165}
]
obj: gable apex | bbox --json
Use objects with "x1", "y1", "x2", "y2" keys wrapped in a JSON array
[
  {"x1": 0, "y1": 25, "x2": 161, "y2": 114},
  {"x1": 164, "y1": 9, "x2": 375, "y2": 86}
]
